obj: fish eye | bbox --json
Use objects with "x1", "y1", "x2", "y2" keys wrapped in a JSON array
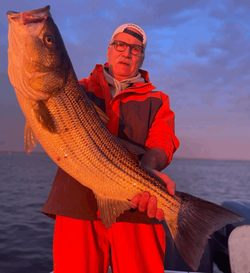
[{"x1": 44, "y1": 35, "x2": 54, "y2": 45}]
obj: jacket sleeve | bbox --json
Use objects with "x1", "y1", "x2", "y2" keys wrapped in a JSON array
[
  {"x1": 78, "y1": 78, "x2": 88, "y2": 90},
  {"x1": 145, "y1": 93, "x2": 180, "y2": 167}
]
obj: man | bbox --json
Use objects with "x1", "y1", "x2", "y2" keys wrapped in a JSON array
[{"x1": 42, "y1": 23, "x2": 179, "y2": 273}]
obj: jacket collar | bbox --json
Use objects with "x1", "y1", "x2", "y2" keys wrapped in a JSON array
[{"x1": 91, "y1": 63, "x2": 156, "y2": 94}]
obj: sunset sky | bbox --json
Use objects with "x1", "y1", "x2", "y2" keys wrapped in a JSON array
[{"x1": 0, "y1": 0, "x2": 249, "y2": 160}]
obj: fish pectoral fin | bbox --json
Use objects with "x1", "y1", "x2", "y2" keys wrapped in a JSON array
[
  {"x1": 24, "y1": 121, "x2": 39, "y2": 154},
  {"x1": 94, "y1": 193, "x2": 136, "y2": 229},
  {"x1": 34, "y1": 101, "x2": 60, "y2": 134}
]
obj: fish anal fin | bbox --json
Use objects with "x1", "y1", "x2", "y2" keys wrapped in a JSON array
[
  {"x1": 34, "y1": 101, "x2": 60, "y2": 134},
  {"x1": 94, "y1": 193, "x2": 137, "y2": 229},
  {"x1": 24, "y1": 121, "x2": 39, "y2": 154}
]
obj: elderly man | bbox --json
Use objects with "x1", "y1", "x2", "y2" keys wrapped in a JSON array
[{"x1": 42, "y1": 23, "x2": 179, "y2": 273}]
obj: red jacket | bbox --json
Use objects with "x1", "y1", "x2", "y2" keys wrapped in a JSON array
[
  {"x1": 42, "y1": 64, "x2": 179, "y2": 223},
  {"x1": 79, "y1": 64, "x2": 179, "y2": 165}
]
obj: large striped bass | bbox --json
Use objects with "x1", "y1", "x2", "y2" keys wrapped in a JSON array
[{"x1": 7, "y1": 6, "x2": 244, "y2": 271}]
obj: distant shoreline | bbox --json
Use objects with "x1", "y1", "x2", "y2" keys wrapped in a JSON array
[
  {"x1": 172, "y1": 156, "x2": 250, "y2": 162},
  {"x1": 0, "y1": 150, "x2": 46, "y2": 155},
  {"x1": 0, "y1": 150, "x2": 249, "y2": 162}
]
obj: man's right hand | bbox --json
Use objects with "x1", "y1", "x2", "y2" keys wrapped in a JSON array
[{"x1": 131, "y1": 170, "x2": 175, "y2": 221}]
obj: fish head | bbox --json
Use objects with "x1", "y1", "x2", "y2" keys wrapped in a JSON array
[{"x1": 7, "y1": 5, "x2": 71, "y2": 101}]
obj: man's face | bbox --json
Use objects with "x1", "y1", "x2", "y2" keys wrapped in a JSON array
[{"x1": 107, "y1": 30, "x2": 144, "y2": 81}]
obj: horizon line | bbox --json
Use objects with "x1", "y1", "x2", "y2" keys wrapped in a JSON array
[{"x1": 0, "y1": 150, "x2": 249, "y2": 162}]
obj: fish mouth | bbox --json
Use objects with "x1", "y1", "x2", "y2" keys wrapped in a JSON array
[{"x1": 7, "y1": 5, "x2": 51, "y2": 24}]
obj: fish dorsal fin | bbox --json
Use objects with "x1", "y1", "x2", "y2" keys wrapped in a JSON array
[
  {"x1": 80, "y1": 84, "x2": 109, "y2": 124},
  {"x1": 24, "y1": 121, "x2": 39, "y2": 154},
  {"x1": 119, "y1": 139, "x2": 146, "y2": 157},
  {"x1": 91, "y1": 101, "x2": 110, "y2": 124},
  {"x1": 94, "y1": 193, "x2": 137, "y2": 229},
  {"x1": 119, "y1": 139, "x2": 146, "y2": 163},
  {"x1": 34, "y1": 101, "x2": 60, "y2": 134}
]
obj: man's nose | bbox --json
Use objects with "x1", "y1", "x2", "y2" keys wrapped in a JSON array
[{"x1": 122, "y1": 46, "x2": 131, "y2": 57}]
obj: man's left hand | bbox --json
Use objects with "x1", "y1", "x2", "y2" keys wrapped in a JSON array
[{"x1": 131, "y1": 170, "x2": 175, "y2": 221}]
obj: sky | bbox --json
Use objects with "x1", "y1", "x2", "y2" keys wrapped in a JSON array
[{"x1": 0, "y1": 0, "x2": 249, "y2": 161}]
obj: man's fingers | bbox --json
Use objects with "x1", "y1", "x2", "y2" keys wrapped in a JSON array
[
  {"x1": 147, "y1": 196, "x2": 164, "y2": 220},
  {"x1": 131, "y1": 190, "x2": 167, "y2": 220},
  {"x1": 138, "y1": 191, "x2": 150, "y2": 212},
  {"x1": 167, "y1": 182, "x2": 175, "y2": 196},
  {"x1": 155, "y1": 209, "x2": 164, "y2": 221},
  {"x1": 152, "y1": 170, "x2": 176, "y2": 195},
  {"x1": 147, "y1": 195, "x2": 157, "y2": 218},
  {"x1": 164, "y1": 175, "x2": 175, "y2": 195},
  {"x1": 130, "y1": 194, "x2": 141, "y2": 206}
]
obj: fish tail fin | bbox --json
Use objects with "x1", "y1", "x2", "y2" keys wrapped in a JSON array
[{"x1": 164, "y1": 191, "x2": 245, "y2": 271}]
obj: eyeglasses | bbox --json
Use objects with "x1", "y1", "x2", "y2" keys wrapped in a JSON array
[{"x1": 110, "y1": 40, "x2": 144, "y2": 56}]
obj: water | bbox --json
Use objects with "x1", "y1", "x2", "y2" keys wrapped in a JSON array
[
  {"x1": 0, "y1": 153, "x2": 249, "y2": 273},
  {"x1": 164, "y1": 158, "x2": 250, "y2": 205},
  {"x1": 0, "y1": 153, "x2": 56, "y2": 273}
]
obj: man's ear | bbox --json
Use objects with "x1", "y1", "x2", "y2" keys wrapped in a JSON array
[{"x1": 107, "y1": 46, "x2": 111, "y2": 61}]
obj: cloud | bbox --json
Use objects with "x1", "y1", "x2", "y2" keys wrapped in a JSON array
[
  {"x1": 227, "y1": 95, "x2": 250, "y2": 116},
  {"x1": 175, "y1": 126, "x2": 250, "y2": 161},
  {"x1": 0, "y1": 0, "x2": 249, "y2": 159},
  {"x1": 146, "y1": 4, "x2": 250, "y2": 123},
  {"x1": 0, "y1": 45, "x2": 8, "y2": 72}
]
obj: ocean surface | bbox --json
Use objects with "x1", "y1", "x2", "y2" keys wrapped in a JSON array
[{"x1": 0, "y1": 153, "x2": 249, "y2": 273}]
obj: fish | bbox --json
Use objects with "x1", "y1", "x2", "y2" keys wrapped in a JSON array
[{"x1": 7, "y1": 6, "x2": 244, "y2": 271}]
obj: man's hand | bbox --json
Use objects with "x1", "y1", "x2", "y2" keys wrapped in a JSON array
[{"x1": 131, "y1": 170, "x2": 176, "y2": 221}]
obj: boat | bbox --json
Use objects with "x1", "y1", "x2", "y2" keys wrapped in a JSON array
[
  {"x1": 163, "y1": 199, "x2": 250, "y2": 273},
  {"x1": 212, "y1": 199, "x2": 250, "y2": 273}
]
